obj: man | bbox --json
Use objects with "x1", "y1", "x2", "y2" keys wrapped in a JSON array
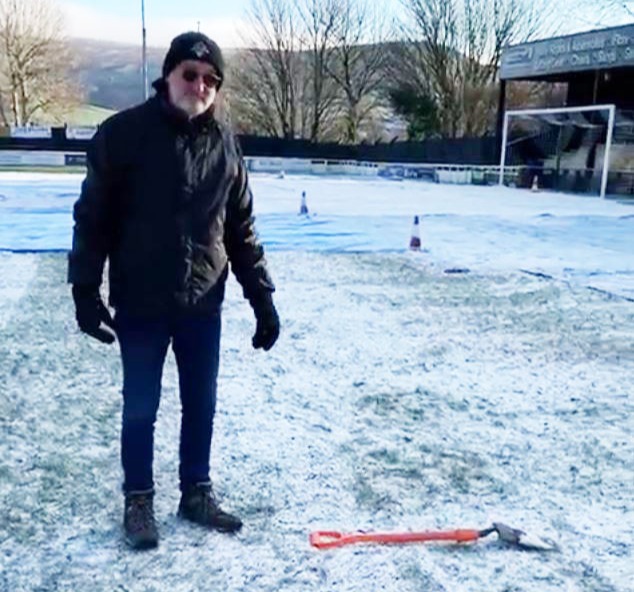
[{"x1": 68, "y1": 32, "x2": 280, "y2": 550}]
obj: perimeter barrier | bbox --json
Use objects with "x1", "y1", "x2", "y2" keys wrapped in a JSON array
[
  {"x1": 0, "y1": 125, "x2": 497, "y2": 165},
  {"x1": 3, "y1": 125, "x2": 632, "y2": 193}
]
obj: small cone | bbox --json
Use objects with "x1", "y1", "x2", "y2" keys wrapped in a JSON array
[
  {"x1": 531, "y1": 175, "x2": 539, "y2": 192},
  {"x1": 409, "y1": 215, "x2": 422, "y2": 251},
  {"x1": 300, "y1": 191, "x2": 309, "y2": 215}
]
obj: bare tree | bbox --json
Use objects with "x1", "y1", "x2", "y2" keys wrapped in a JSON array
[
  {"x1": 578, "y1": 0, "x2": 634, "y2": 24},
  {"x1": 0, "y1": 0, "x2": 80, "y2": 126},
  {"x1": 296, "y1": 0, "x2": 341, "y2": 141},
  {"x1": 229, "y1": 0, "x2": 305, "y2": 139},
  {"x1": 229, "y1": 0, "x2": 345, "y2": 140},
  {"x1": 394, "y1": 0, "x2": 553, "y2": 138},
  {"x1": 326, "y1": 0, "x2": 391, "y2": 143},
  {"x1": 506, "y1": 81, "x2": 567, "y2": 111},
  {"x1": 225, "y1": 52, "x2": 284, "y2": 136}
]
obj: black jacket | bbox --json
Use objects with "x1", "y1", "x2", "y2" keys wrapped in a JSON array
[{"x1": 68, "y1": 95, "x2": 274, "y2": 316}]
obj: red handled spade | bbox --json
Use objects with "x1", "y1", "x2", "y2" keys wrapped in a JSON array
[{"x1": 310, "y1": 522, "x2": 558, "y2": 551}]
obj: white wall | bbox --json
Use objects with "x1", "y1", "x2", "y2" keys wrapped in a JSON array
[{"x1": 0, "y1": 149, "x2": 502, "y2": 186}]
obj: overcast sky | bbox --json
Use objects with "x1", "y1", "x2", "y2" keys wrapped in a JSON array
[{"x1": 59, "y1": 0, "x2": 631, "y2": 49}]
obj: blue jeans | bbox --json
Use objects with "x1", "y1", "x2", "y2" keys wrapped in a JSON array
[{"x1": 115, "y1": 311, "x2": 221, "y2": 494}]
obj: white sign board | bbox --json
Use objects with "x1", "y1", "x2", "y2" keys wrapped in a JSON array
[
  {"x1": 10, "y1": 126, "x2": 52, "y2": 139},
  {"x1": 65, "y1": 126, "x2": 97, "y2": 140}
]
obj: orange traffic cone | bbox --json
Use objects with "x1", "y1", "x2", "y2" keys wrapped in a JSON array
[
  {"x1": 299, "y1": 191, "x2": 309, "y2": 215},
  {"x1": 531, "y1": 175, "x2": 539, "y2": 192},
  {"x1": 409, "y1": 215, "x2": 422, "y2": 251}
]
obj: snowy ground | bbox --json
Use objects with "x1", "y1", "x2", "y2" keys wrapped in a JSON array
[{"x1": 0, "y1": 173, "x2": 633, "y2": 591}]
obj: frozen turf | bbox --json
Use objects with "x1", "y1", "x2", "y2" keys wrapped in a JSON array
[{"x1": 1, "y1": 251, "x2": 632, "y2": 591}]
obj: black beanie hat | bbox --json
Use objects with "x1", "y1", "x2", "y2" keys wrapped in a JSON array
[{"x1": 162, "y1": 32, "x2": 225, "y2": 88}]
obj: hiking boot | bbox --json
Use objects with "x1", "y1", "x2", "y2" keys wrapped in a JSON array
[
  {"x1": 124, "y1": 491, "x2": 158, "y2": 550},
  {"x1": 178, "y1": 483, "x2": 242, "y2": 533}
]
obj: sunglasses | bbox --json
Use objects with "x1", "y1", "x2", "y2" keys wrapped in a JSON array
[{"x1": 182, "y1": 69, "x2": 220, "y2": 89}]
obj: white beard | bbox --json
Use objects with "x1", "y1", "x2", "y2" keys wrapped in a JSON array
[{"x1": 174, "y1": 95, "x2": 213, "y2": 118}]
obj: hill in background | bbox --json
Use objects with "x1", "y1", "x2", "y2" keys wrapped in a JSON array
[
  {"x1": 66, "y1": 38, "x2": 402, "y2": 140},
  {"x1": 69, "y1": 38, "x2": 165, "y2": 112},
  {"x1": 64, "y1": 104, "x2": 116, "y2": 126},
  {"x1": 69, "y1": 38, "x2": 242, "y2": 115}
]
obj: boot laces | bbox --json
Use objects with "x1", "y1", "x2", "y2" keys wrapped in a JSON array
[
  {"x1": 198, "y1": 486, "x2": 222, "y2": 519},
  {"x1": 127, "y1": 495, "x2": 155, "y2": 530}
]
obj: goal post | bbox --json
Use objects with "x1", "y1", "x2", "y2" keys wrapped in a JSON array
[{"x1": 498, "y1": 104, "x2": 616, "y2": 198}]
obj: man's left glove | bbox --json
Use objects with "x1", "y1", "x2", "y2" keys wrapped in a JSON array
[
  {"x1": 251, "y1": 292, "x2": 280, "y2": 351},
  {"x1": 71, "y1": 284, "x2": 116, "y2": 344}
]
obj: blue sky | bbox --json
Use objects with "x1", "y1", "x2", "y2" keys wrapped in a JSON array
[
  {"x1": 59, "y1": 0, "x2": 629, "y2": 49},
  {"x1": 59, "y1": 0, "x2": 408, "y2": 47},
  {"x1": 60, "y1": 0, "x2": 261, "y2": 47}
]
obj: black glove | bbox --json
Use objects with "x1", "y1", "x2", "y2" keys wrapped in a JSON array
[
  {"x1": 71, "y1": 284, "x2": 116, "y2": 344},
  {"x1": 251, "y1": 292, "x2": 280, "y2": 351}
]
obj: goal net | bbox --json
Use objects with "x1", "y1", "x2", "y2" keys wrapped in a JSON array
[{"x1": 498, "y1": 104, "x2": 634, "y2": 198}]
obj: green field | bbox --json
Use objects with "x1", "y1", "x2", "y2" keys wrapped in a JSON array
[{"x1": 65, "y1": 104, "x2": 115, "y2": 126}]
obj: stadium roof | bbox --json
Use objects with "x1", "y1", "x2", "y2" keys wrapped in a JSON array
[{"x1": 500, "y1": 24, "x2": 634, "y2": 81}]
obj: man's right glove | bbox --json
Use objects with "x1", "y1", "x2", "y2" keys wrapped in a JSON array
[
  {"x1": 251, "y1": 292, "x2": 280, "y2": 351},
  {"x1": 71, "y1": 284, "x2": 116, "y2": 344}
]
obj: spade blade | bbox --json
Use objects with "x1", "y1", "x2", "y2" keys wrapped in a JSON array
[{"x1": 492, "y1": 522, "x2": 559, "y2": 551}]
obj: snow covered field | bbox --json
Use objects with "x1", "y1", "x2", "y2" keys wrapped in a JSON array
[{"x1": 0, "y1": 172, "x2": 633, "y2": 591}]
